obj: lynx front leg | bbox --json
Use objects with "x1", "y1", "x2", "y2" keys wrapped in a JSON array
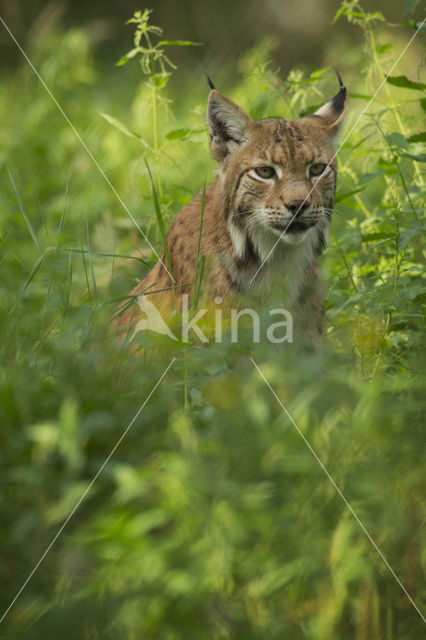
[{"x1": 292, "y1": 260, "x2": 325, "y2": 350}]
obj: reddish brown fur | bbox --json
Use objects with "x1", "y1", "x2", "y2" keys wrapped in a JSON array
[{"x1": 114, "y1": 82, "x2": 348, "y2": 347}]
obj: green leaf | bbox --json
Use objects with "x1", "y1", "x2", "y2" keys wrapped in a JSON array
[
  {"x1": 7, "y1": 168, "x2": 41, "y2": 249},
  {"x1": 166, "y1": 128, "x2": 192, "y2": 140},
  {"x1": 144, "y1": 159, "x2": 172, "y2": 276},
  {"x1": 361, "y1": 232, "x2": 395, "y2": 242},
  {"x1": 386, "y1": 75, "x2": 426, "y2": 91},
  {"x1": 116, "y1": 48, "x2": 139, "y2": 66},
  {"x1": 358, "y1": 170, "x2": 385, "y2": 184},
  {"x1": 158, "y1": 40, "x2": 203, "y2": 46},
  {"x1": 399, "y1": 152, "x2": 426, "y2": 162},
  {"x1": 100, "y1": 112, "x2": 140, "y2": 139},
  {"x1": 386, "y1": 132, "x2": 408, "y2": 150},
  {"x1": 375, "y1": 43, "x2": 392, "y2": 54},
  {"x1": 332, "y1": 7, "x2": 345, "y2": 24},
  {"x1": 420, "y1": 98, "x2": 426, "y2": 112},
  {"x1": 350, "y1": 93, "x2": 373, "y2": 100},
  {"x1": 367, "y1": 11, "x2": 385, "y2": 21},
  {"x1": 335, "y1": 187, "x2": 364, "y2": 204},
  {"x1": 146, "y1": 72, "x2": 171, "y2": 89},
  {"x1": 407, "y1": 132, "x2": 426, "y2": 143},
  {"x1": 310, "y1": 68, "x2": 328, "y2": 79}
]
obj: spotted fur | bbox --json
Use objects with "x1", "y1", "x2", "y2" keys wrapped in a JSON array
[{"x1": 115, "y1": 78, "x2": 348, "y2": 347}]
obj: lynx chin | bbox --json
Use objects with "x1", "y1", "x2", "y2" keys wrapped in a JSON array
[{"x1": 114, "y1": 72, "x2": 348, "y2": 349}]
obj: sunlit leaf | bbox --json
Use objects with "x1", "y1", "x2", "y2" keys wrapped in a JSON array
[
  {"x1": 375, "y1": 43, "x2": 392, "y2": 53},
  {"x1": 100, "y1": 112, "x2": 140, "y2": 139},
  {"x1": 115, "y1": 48, "x2": 139, "y2": 66},
  {"x1": 407, "y1": 131, "x2": 426, "y2": 143},
  {"x1": 386, "y1": 132, "x2": 408, "y2": 150},
  {"x1": 166, "y1": 127, "x2": 192, "y2": 140},
  {"x1": 158, "y1": 39, "x2": 203, "y2": 46},
  {"x1": 399, "y1": 152, "x2": 426, "y2": 162},
  {"x1": 386, "y1": 75, "x2": 426, "y2": 90}
]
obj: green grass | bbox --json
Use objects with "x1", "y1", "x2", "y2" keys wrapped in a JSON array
[{"x1": 0, "y1": 3, "x2": 425, "y2": 638}]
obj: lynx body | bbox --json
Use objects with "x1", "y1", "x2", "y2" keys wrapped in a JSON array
[{"x1": 116, "y1": 76, "x2": 348, "y2": 347}]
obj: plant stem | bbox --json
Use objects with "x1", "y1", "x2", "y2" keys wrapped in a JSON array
[
  {"x1": 364, "y1": 11, "x2": 422, "y2": 184},
  {"x1": 151, "y1": 85, "x2": 163, "y2": 198}
]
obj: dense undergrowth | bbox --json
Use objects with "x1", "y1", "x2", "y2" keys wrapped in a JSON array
[{"x1": 0, "y1": 3, "x2": 425, "y2": 638}]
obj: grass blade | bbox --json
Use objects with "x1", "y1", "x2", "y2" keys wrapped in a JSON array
[
  {"x1": 7, "y1": 168, "x2": 41, "y2": 249},
  {"x1": 144, "y1": 158, "x2": 173, "y2": 279}
]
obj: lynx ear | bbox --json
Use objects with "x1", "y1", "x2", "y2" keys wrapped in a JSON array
[
  {"x1": 207, "y1": 90, "x2": 253, "y2": 162},
  {"x1": 311, "y1": 71, "x2": 348, "y2": 139}
]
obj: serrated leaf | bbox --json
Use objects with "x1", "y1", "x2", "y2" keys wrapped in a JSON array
[
  {"x1": 310, "y1": 68, "x2": 328, "y2": 79},
  {"x1": 146, "y1": 72, "x2": 171, "y2": 89},
  {"x1": 166, "y1": 128, "x2": 191, "y2": 140},
  {"x1": 361, "y1": 232, "x2": 395, "y2": 242},
  {"x1": 100, "y1": 113, "x2": 139, "y2": 139},
  {"x1": 350, "y1": 93, "x2": 373, "y2": 100},
  {"x1": 358, "y1": 170, "x2": 385, "y2": 184},
  {"x1": 376, "y1": 43, "x2": 392, "y2": 53},
  {"x1": 332, "y1": 7, "x2": 345, "y2": 24},
  {"x1": 386, "y1": 132, "x2": 408, "y2": 150},
  {"x1": 116, "y1": 48, "x2": 139, "y2": 66},
  {"x1": 407, "y1": 132, "x2": 426, "y2": 143},
  {"x1": 399, "y1": 152, "x2": 426, "y2": 162},
  {"x1": 335, "y1": 187, "x2": 364, "y2": 204},
  {"x1": 386, "y1": 75, "x2": 426, "y2": 91},
  {"x1": 158, "y1": 39, "x2": 203, "y2": 46},
  {"x1": 367, "y1": 11, "x2": 385, "y2": 21}
]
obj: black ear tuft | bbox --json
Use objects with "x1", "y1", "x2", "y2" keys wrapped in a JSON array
[
  {"x1": 206, "y1": 74, "x2": 216, "y2": 90},
  {"x1": 310, "y1": 68, "x2": 348, "y2": 137},
  {"x1": 331, "y1": 66, "x2": 345, "y2": 90},
  {"x1": 199, "y1": 65, "x2": 216, "y2": 90},
  {"x1": 329, "y1": 67, "x2": 347, "y2": 115}
]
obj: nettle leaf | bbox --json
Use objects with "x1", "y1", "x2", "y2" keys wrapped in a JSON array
[
  {"x1": 399, "y1": 152, "x2": 426, "y2": 162},
  {"x1": 310, "y1": 68, "x2": 328, "y2": 79},
  {"x1": 386, "y1": 132, "x2": 408, "y2": 150},
  {"x1": 361, "y1": 231, "x2": 395, "y2": 242},
  {"x1": 386, "y1": 75, "x2": 426, "y2": 91},
  {"x1": 166, "y1": 128, "x2": 191, "y2": 140},
  {"x1": 100, "y1": 113, "x2": 140, "y2": 140},
  {"x1": 358, "y1": 170, "x2": 385, "y2": 184},
  {"x1": 146, "y1": 72, "x2": 171, "y2": 88},
  {"x1": 335, "y1": 187, "x2": 364, "y2": 204},
  {"x1": 407, "y1": 132, "x2": 426, "y2": 143},
  {"x1": 116, "y1": 48, "x2": 139, "y2": 66},
  {"x1": 367, "y1": 11, "x2": 385, "y2": 21},
  {"x1": 376, "y1": 43, "x2": 392, "y2": 54},
  {"x1": 158, "y1": 40, "x2": 203, "y2": 46},
  {"x1": 377, "y1": 157, "x2": 398, "y2": 174}
]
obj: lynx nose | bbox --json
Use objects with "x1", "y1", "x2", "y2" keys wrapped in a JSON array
[{"x1": 286, "y1": 199, "x2": 310, "y2": 217}]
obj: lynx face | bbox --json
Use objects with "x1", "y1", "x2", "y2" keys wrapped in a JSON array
[{"x1": 208, "y1": 79, "x2": 348, "y2": 261}]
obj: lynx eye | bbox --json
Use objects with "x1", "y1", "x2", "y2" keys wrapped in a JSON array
[
  {"x1": 255, "y1": 166, "x2": 276, "y2": 179},
  {"x1": 309, "y1": 163, "x2": 327, "y2": 177}
]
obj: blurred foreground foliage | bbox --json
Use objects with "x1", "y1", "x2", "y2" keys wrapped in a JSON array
[{"x1": 0, "y1": 3, "x2": 425, "y2": 638}]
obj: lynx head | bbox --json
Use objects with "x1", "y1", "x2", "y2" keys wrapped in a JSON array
[{"x1": 207, "y1": 74, "x2": 348, "y2": 255}]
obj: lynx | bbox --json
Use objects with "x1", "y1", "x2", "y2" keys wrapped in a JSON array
[{"x1": 115, "y1": 73, "x2": 348, "y2": 347}]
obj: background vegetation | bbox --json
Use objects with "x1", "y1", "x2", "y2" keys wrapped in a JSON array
[{"x1": 0, "y1": 1, "x2": 425, "y2": 638}]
